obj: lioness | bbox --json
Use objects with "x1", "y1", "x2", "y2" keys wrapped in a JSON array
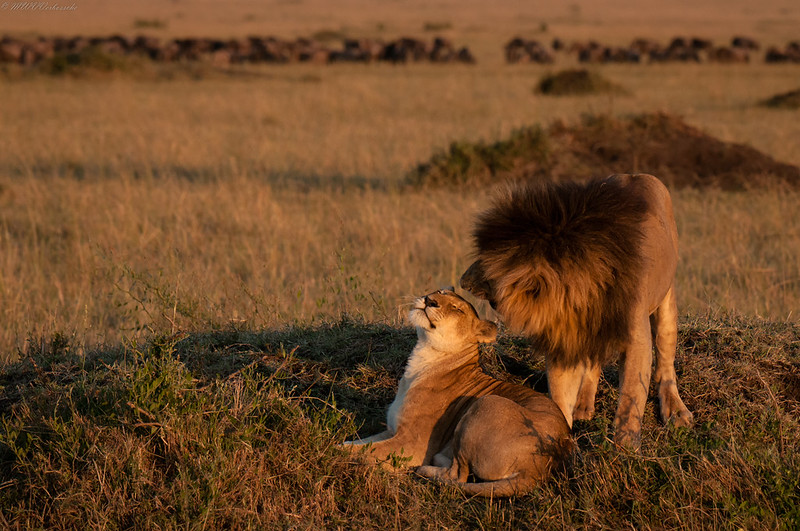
[
  {"x1": 343, "y1": 289, "x2": 570, "y2": 497},
  {"x1": 461, "y1": 174, "x2": 693, "y2": 449}
]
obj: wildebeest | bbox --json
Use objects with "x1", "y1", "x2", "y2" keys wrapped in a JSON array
[
  {"x1": 505, "y1": 37, "x2": 554, "y2": 64},
  {"x1": 707, "y1": 46, "x2": 749, "y2": 63},
  {"x1": 732, "y1": 36, "x2": 760, "y2": 50}
]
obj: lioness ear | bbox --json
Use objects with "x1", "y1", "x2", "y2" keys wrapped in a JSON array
[{"x1": 475, "y1": 320, "x2": 498, "y2": 343}]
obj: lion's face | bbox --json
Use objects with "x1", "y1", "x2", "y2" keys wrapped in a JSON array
[
  {"x1": 459, "y1": 260, "x2": 497, "y2": 308},
  {"x1": 408, "y1": 289, "x2": 497, "y2": 351}
]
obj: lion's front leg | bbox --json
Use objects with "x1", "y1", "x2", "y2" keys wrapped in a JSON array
[
  {"x1": 573, "y1": 361, "x2": 601, "y2": 421},
  {"x1": 547, "y1": 359, "x2": 600, "y2": 426},
  {"x1": 545, "y1": 361, "x2": 583, "y2": 428},
  {"x1": 614, "y1": 314, "x2": 653, "y2": 450}
]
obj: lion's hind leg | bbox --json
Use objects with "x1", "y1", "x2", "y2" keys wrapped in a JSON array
[{"x1": 651, "y1": 287, "x2": 693, "y2": 428}]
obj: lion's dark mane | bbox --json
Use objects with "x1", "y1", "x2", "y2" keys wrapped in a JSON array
[{"x1": 468, "y1": 176, "x2": 650, "y2": 367}]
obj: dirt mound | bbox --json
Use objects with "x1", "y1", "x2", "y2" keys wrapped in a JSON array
[
  {"x1": 407, "y1": 112, "x2": 800, "y2": 190},
  {"x1": 544, "y1": 113, "x2": 800, "y2": 189},
  {"x1": 760, "y1": 88, "x2": 800, "y2": 109},
  {"x1": 536, "y1": 69, "x2": 625, "y2": 96}
]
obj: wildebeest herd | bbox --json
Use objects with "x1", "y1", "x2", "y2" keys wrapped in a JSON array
[
  {"x1": 507, "y1": 35, "x2": 800, "y2": 64},
  {"x1": 1, "y1": 33, "x2": 798, "y2": 68},
  {"x1": 0, "y1": 34, "x2": 476, "y2": 67}
]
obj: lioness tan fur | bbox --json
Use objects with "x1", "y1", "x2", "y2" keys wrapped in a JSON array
[
  {"x1": 343, "y1": 289, "x2": 570, "y2": 497},
  {"x1": 461, "y1": 174, "x2": 693, "y2": 449}
]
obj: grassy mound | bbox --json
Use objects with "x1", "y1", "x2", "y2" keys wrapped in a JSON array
[
  {"x1": 536, "y1": 69, "x2": 625, "y2": 96},
  {"x1": 760, "y1": 88, "x2": 800, "y2": 109},
  {"x1": 406, "y1": 125, "x2": 550, "y2": 188},
  {"x1": 407, "y1": 112, "x2": 800, "y2": 189},
  {"x1": 0, "y1": 315, "x2": 798, "y2": 528}
]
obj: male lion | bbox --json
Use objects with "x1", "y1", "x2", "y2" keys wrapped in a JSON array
[
  {"x1": 343, "y1": 289, "x2": 570, "y2": 497},
  {"x1": 460, "y1": 174, "x2": 693, "y2": 449}
]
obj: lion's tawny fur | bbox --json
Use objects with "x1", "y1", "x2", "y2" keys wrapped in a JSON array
[{"x1": 461, "y1": 174, "x2": 693, "y2": 448}]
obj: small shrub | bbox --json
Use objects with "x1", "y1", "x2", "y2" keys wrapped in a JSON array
[
  {"x1": 537, "y1": 69, "x2": 625, "y2": 96},
  {"x1": 133, "y1": 18, "x2": 168, "y2": 29},
  {"x1": 760, "y1": 88, "x2": 800, "y2": 109},
  {"x1": 423, "y1": 21, "x2": 453, "y2": 32},
  {"x1": 311, "y1": 29, "x2": 348, "y2": 42},
  {"x1": 40, "y1": 46, "x2": 136, "y2": 76}
]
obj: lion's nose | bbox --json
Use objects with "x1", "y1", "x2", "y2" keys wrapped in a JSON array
[{"x1": 424, "y1": 296, "x2": 439, "y2": 308}]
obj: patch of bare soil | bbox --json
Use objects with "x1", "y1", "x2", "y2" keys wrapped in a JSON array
[{"x1": 543, "y1": 113, "x2": 800, "y2": 189}]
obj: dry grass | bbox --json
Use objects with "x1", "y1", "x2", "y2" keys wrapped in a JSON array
[
  {"x1": 2, "y1": 172, "x2": 799, "y2": 362},
  {"x1": 0, "y1": 313, "x2": 797, "y2": 529},
  {"x1": 1, "y1": 1, "x2": 800, "y2": 526}
]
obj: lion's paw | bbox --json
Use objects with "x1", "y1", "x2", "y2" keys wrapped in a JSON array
[
  {"x1": 613, "y1": 429, "x2": 642, "y2": 451},
  {"x1": 572, "y1": 403, "x2": 595, "y2": 422},
  {"x1": 666, "y1": 407, "x2": 694, "y2": 428}
]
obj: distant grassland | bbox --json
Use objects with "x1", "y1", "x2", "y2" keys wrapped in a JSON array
[{"x1": 1, "y1": 58, "x2": 800, "y2": 360}]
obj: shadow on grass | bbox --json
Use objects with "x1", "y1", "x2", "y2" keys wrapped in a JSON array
[{"x1": 172, "y1": 318, "x2": 555, "y2": 438}]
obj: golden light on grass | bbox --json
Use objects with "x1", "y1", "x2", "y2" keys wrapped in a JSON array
[
  {"x1": 1, "y1": 2, "x2": 799, "y2": 529},
  {"x1": 1, "y1": 0, "x2": 800, "y2": 362}
]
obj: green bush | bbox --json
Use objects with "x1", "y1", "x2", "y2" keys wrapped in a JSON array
[{"x1": 406, "y1": 125, "x2": 550, "y2": 187}]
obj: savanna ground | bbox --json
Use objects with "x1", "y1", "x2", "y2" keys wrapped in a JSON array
[{"x1": 0, "y1": 0, "x2": 799, "y2": 528}]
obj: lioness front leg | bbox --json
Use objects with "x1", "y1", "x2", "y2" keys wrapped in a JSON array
[
  {"x1": 342, "y1": 432, "x2": 424, "y2": 468},
  {"x1": 614, "y1": 314, "x2": 653, "y2": 449},
  {"x1": 651, "y1": 287, "x2": 693, "y2": 427}
]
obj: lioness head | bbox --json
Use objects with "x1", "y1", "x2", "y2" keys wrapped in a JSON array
[{"x1": 408, "y1": 289, "x2": 497, "y2": 351}]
